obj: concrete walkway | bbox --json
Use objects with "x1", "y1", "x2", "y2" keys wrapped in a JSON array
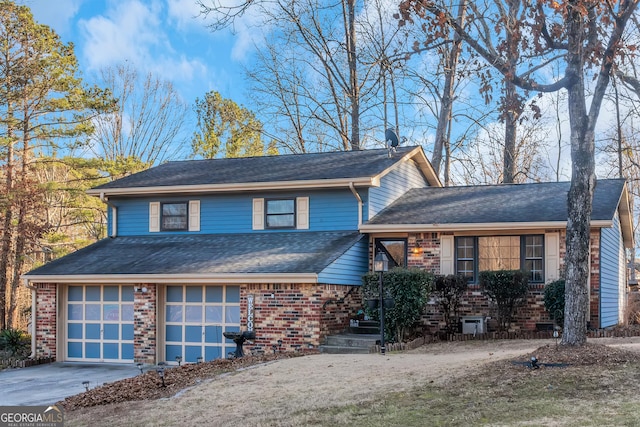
[{"x1": 0, "y1": 362, "x2": 139, "y2": 406}]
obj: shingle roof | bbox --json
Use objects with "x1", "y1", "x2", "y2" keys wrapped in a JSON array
[
  {"x1": 24, "y1": 231, "x2": 365, "y2": 276},
  {"x1": 92, "y1": 146, "x2": 420, "y2": 190},
  {"x1": 366, "y1": 179, "x2": 626, "y2": 225}
]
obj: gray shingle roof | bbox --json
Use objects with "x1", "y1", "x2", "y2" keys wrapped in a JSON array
[
  {"x1": 25, "y1": 231, "x2": 365, "y2": 276},
  {"x1": 93, "y1": 146, "x2": 419, "y2": 190},
  {"x1": 366, "y1": 179, "x2": 626, "y2": 225}
]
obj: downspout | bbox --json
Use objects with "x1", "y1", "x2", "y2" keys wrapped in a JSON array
[
  {"x1": 100, "y1": 192, "x2": 117, "y2": 238},
  {"x1": 23, "y1": 278, "x2": 36, "y2": 359},
  {"x1": 349, "y1": 182, "x2": 363, "y2": 227}
]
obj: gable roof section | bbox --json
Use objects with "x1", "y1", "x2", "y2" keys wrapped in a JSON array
[
  {"x1": 23, "y1": 231, "x2": 367, "y2": 285},
  {"x1": 87, "y1": 146, "x2": 441, "y2": 196},
  {"x1": 362, "y1": 179, "x2": 633, "y2": 247}
]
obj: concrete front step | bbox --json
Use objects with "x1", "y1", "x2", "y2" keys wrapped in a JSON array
[
  {"x1": 325, "y1": 333, "x2": 379, "y2": 347},
  {"x1": 348, "y1": 326, "x2": 380, "y2": 334},
  {"x1": 348, "y1": 320, "x2": 380, "y2": 335},
  {"x1": 318, "y1": 333, "x2": 379, "y2": 354},
  {"x1": 318, "y1": 345, "x2": 371, "y2": 354}
]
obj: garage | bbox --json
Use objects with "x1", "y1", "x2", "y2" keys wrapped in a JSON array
[
  {"x1": 165, "y1": 285, "x2": 241, "y2": 363},
  {"x1": 66, "y1": 285, "x2": 135, "y2": 362}
]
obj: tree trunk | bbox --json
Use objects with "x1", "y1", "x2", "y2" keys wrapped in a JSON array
[
  {"x1": 501, "y1": 0, "x2": 519, "y2": 184},
  {"x1": 345, "y1": 0, "x2": 359, "y2": 150},
  {"x1": 0, "y1": 133, "x2": 15, "y2": 331},
  {"x1": 432, "y1": 0, "x2": 465, "y2": 176},
  {"x1": 502, "y1": 80, "x2": 517, "y2": 183},
  {"x1": 561, "y1": 19, "x2": 595, "y2": 346}
]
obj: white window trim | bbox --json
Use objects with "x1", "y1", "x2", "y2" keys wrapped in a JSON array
[
  {"x1": 150, "y1": 200, "x2": 200, "y2": 232},
  {"x1": 189, "y1": 200, "x2": 200, "y2": 232},
  {"x1": 149, "y1": 202, "x2": 160, "y2": 233},
  {"x1": 253, "y1": 197, "x2": 309, "y2": 230}
]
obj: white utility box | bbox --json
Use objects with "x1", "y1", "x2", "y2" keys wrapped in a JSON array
[{"x1": 461, "y1": 316, "x2": 486, "y2": 334}]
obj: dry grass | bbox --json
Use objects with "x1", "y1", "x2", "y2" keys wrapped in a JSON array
[{"x1": 63, "y1": 338, "x2": 640, "y2": 426}]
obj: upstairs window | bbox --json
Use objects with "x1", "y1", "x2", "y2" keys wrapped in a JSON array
[
  {"x1": 162, "y1": 202, "x2": 188, "y2": 231},
  {"x1": 265, "y1": 199, "x2": 295, "y2": 229}
]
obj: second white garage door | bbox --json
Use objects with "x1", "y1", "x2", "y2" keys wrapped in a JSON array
[{"x1": 165, "y1": 285, "x2": 241, "y2": 363}]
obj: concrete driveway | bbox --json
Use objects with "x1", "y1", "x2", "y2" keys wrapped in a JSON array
[{"x1": 0, "y1": 362, "x2": 139, "y2": 406}]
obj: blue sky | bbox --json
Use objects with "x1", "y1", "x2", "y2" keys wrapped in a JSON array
[{"x1": 22, "y1": 0, "x2": 253, "y2": 109}]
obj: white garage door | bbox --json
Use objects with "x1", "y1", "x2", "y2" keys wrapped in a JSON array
[
  {"x1": 66, "y1": 285, "x2": 134, "y2": 362},
  {"x1": 165, "y1": 285, "x2": 241, "y2": 363}
]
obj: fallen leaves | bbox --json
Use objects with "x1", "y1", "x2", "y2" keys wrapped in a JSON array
[{"x1": 58, "y1": 350, "x2": 317, "y2": 411}]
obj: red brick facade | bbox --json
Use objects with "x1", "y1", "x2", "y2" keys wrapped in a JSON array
[
  {"x1": 34, "y1": 283, "x2": 56, "y2": 359},
  {"x1": 241, "y1": 283, "x2": 362, "y2": 353},
  {"x1": 134, "y1": 284, "x2": 157, "y2": 364},
  {"x1": 405, "y1": 230, "x2": 603, "y2": 333},
  {"x1": 32, "y1": 282, "x2": 361, "y2": 363}
]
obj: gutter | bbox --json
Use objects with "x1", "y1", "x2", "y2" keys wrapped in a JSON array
[
  {"x1": 23, "y1": 278, "x2": 36, "y2": 359},
  {"x1": 20, "y1": 272, "x2": 320, "y2": 284},
  {"x1": 349, "y1": 182, "x2": 363, "y2": 226},
  {"x1": 360, "y1": 220, "x2": 615, "y2": 233},
  {"x1": 100, "y1": 192, "x2": 117, "y2": 238}
]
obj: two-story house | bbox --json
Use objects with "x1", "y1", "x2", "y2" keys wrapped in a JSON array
[{"x1": 23, "y1": 146, "x2": 633, "y2": 364}]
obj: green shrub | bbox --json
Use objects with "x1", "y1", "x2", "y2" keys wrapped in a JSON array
[
  {"x1": 433, "y1": 275, "x2": 468, "y2": 334},
  {"x1": 0, "y1": 328, "x2": 30, "y2": 357},
  {"x1": 479, "y1": 270, "x2": 529, "y2": 332},
  {"x1": 362, "y1": 268, "x2": 433, "y2": 342},
  {"x1": 544, "y1": 279, "x2": 565, "y2": 327}
]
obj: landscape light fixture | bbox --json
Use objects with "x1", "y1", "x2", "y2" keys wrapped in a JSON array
[
  {"x1": 374, "y1": 252, "x2": 389, "y2": 355},
  {"x1": 197, "y1": 356, "x2": 203, "y2": 364},
  {"x1": 137, "y1": 363, "x2": 143, "y2": 374},
  {"x1": 156, "y1": 366, "x2": 166, "y2": 388},
  {"x1": 175, "y1": 355, "x2": 182, "y2": 366},
  {"x1": 82, "y1": 381, "x2": 90, "y2": 392},
  {"x1": 530, "y1": 356, "x2": 540, "y2": 370}
]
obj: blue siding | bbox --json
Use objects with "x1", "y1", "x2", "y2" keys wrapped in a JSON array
[
  {"x1": 600, "y1": 213, "x2": 625, "y2": 328},
  {"x1": 112, "y1": 189, "x2": 360, "y2": 236},
  {"x1": 318, "y1": 236, "x2": 369, "y2": 285},
  {"x1": 368, "y1": 159, "x2": 428, "y2": 218}
]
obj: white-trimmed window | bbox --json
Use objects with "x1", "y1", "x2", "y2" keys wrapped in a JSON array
[
  {"x1": 454, "y1": 235, "x2": 545, "y2": 283},
  {"x1": 252, "y1": 197, "x2": 309, "y2": 230},
  {"x1": 149, "y1": 200, "x2": 200, "y2": 232},
  {"x1": 266, "y1": 199, "x2": 295, "y2": 228},
  {"x1": 162, "y1": 202, "x2": 188, "y2": 231}
]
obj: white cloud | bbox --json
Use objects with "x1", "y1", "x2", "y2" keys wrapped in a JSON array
[
  {"x1": 77, "y1": 0, "x2": 209, "y2": 97},
  {"x1": 167, "y1": 0, "x2": 206, "y2": 32},
  {"x1": 19, "y1": 0, "x2": 84, "y2": 35},
  {"x1": 79, "y1": 0, "x2": 165, "y2": 70}
]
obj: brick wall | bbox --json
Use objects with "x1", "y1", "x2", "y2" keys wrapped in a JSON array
[
  {"x1": 134, "y1": 284, "x2": 157, "y2": 364},
  {"x1": 408, "y1": 233, "x2": 440, "y2": 272},
  {"x1": 35, "y1": 283, "x2": 56, "y2": 359},
  {"x1": 242, "y1": 283, "x2": 361, "y2": 353},
  {"x1": 411, "y1": 230, "x2": 603, "y2": 333}
]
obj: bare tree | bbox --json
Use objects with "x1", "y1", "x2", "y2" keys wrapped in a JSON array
[
  {"x1": 87, "y1": 64, "x2": 188, "y2": 171},
  {"x1": 200, "y1": 0, "x2": 406, "y2": 152},
  {"x1": 400, "y1": 0, "x2": 640, "y2": 345}
]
